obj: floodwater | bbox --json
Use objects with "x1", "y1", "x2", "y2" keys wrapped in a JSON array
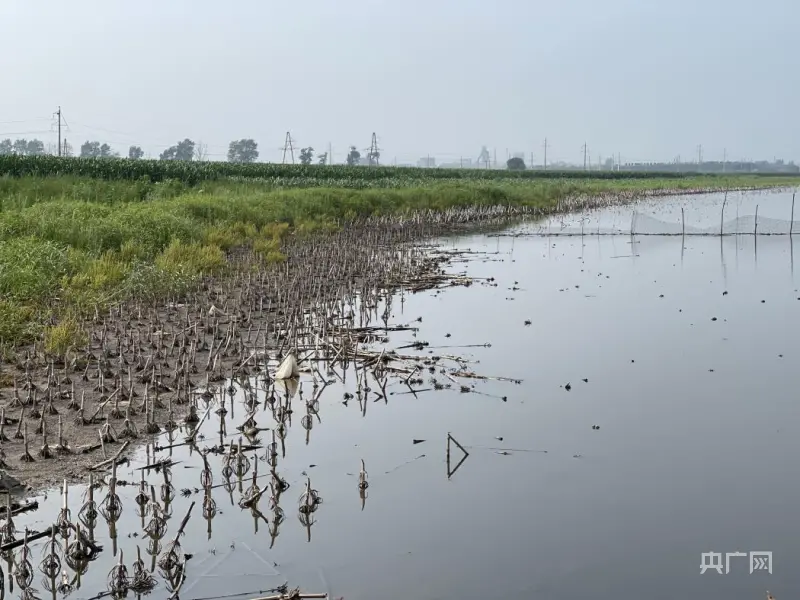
[{"x1": 10, "y1": 189, "x2": 800, "y2": 600}]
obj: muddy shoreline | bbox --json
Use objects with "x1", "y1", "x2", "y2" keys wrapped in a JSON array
[{"x1": 0, "y1": 206, "x2": 524, "y2": 494}]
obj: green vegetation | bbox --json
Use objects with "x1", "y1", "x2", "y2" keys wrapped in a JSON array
[
  {"x1": 0, "y1": 158, "x2": 795, "y2": 353},
  {"x1": 3, "y1": 155, "x2": 798, "y2": 187}
]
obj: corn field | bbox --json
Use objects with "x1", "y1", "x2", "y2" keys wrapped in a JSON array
[{"x1": 0, "y1": 155, "x2": 774, "y2": 186}]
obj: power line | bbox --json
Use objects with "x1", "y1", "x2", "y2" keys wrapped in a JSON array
[
  {"x1": 0, "y1": 118, "x2": 50, "y2": 125},
  {"x1": 0, "y1": 130, "x2": 54, "y2": 136}
]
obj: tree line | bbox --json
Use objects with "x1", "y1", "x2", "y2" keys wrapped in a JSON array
[
  {"x1": 0, "y1": 138, "x2": 46, "y2": 156},
  {"x1": 0, "y1": 137, "x2": 385, "y2": 166}
]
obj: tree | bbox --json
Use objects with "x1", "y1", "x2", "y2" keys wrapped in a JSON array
[
  {"x1": 13, "y1": 139, "x2": 29, "y2": 155},
  {"x1": 81, "y1": 141, "x2": 101, "y2": 158},
  {"x1": 159, "y1": 146, "x2": 176, "y2": 161},
  {"x1": 4, "y1": 138, "x2": 45, "y2": 156},
  {"x1": 160, "y1": 139, "x2": 195, "y2": 161},
  {"x1": 227, "y1": 139, "x2": 259, "y2": 163},
  {"x1": 346, "y1": 146, "x2": 361, "y2": 166},
  {"x1": 195, "y1": 142, "x2": 209, "y2": 162},
  {"x1": 80, "y1": 141, "x2": 117, "y2": 158},
  {"x1": 317, "y1": 152, "x2": 328, "y2": 165},
  {"x1": 99, "y1": 143, "x2": 117, "y2": 158},
  {"x1": 26, "y1": 140, "x2": 45, "y2": 156},
  {"x1": 506, "y1": 157, "x2": 526, "y2": 171},
  {"x1": 128, "y1": 146, "x2": 144, "y2": 160},
  {"x1": 299, "y1": 147, "x2": 314, "y2": 165}
]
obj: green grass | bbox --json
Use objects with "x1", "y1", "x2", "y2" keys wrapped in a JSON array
[{"x1": 0, "y1": 168, "x2": 794, "y2": 353}]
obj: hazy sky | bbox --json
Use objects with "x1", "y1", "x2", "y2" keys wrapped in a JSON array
[{"x1": 1, "y1": 0, "x2": 797, "y2": 165}]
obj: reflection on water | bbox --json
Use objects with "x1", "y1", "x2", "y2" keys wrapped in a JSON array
[{"x1": 6, "y1": 190, "x2": 800, "y2": 600}]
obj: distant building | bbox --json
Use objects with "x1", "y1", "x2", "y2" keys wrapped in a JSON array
[
  {"x1": 438, "y1": 158, "x2": 474, "y2": 169},
  {"x1": 621, "y1": 160, "x2": 799, "y2": 174},
  {"x1": 417, "y1": 156, "x2": 436, "y2": 168}
]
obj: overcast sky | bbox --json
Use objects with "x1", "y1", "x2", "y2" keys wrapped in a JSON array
[{"x1": 1, "y1": 0, "x2": 797, "y2": 165}]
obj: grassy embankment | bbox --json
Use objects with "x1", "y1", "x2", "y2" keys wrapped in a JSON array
[{"x1": 0, "y1": 156, "x2": 795, "y2": 355}]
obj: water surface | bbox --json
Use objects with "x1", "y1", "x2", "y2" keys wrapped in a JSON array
[{"x1": 11, "y1": 190, "x2": 800, "y2": 600}]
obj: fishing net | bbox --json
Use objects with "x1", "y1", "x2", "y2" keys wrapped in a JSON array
[
  {"x1": 516, "y1": 211, "x2": 800, "y2": 236},
  {"x1": 508, "y1": 191, "x2": 800, "y2": 237}
]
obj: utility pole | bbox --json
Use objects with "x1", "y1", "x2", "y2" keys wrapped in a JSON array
[
  {"x1": 581, "y1": 142, "x2": 588, "y2": 171},
  {"x1": 530, "y1": 151, "x2": 534, "y2": 169},
  {"x1": 617, "y1": 152, "x2": 621, "y2": 171},
  {"x1": 697, "y1": 144, "x2": 703, "y2": 166},
  {"x1": 328, "y1": 142, "x2": 332, "y2": 165},
  {"x1": 281, "y1": 132, "x2": 296, "y2": 164},
  {"x1": 543, "y1": 138, "x2": 549, "y2": 170},
  {"x1": 493, "y1": 148, "x2": 497, "y2": 169},
  {"x1": 53, "y1": 106, "x2": 63, "y2": 157},
  {"x1": 722, "y1": 148, "x2": 727, "y2": 173}
]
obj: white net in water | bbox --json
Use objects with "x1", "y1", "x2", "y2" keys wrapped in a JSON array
[
  {"x1": 515, "y1": 191, "x2": 800, "y2": 237},
  {"x1": 631, "y1": 212, "x2": 800, "y2": 236}
]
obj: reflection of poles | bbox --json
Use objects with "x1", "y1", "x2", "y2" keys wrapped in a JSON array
[
  {"x1": 302, "y1": 409, "x2": 313, "y2": 445},
  {"x1": 754, "y1": 204, "x2": 759, "y2": 263},
  {"x1": 268, "y1": 468, "x2": 288, "y2": 549},
  {"x1": 298, "y1": 478, "x2": 322, "y2": 543},
  {"x1": 15, "y1": 529, "x2": 33, "y2": 590},
  {"x1": 78, "y1": 474, "x2": 97, "y2": 542},
  {"x1": 681, "y1": 207, "x2": 685, "y2": 238},
  {"x1": 1, "y1": 494, "x2": 16, "y2": 593},
  {"x1": 107, "y1": 549, "x2": 129, "y2": 597},
  {"x1": 158, "y1": 501, "x2": 195, "y2": 581},
  {"x1": 56, "y1": 480, "x2": 71, "y2": 541},
  {"x1": 358, "y1": 459, "x2": 369, "y2": 511},
  {"x1": 720, "y1": 191, "x2": 728, "y2": 236},
  {"x1": 202, "y1": 485, "x2": 216, "y2": 541},
  {"x1": 38, "y1": 528, "x2": 61, "y2": 581},
  {"x1": 101, "y1": 462, "x2": 123, "y2": 556},
  {"x1": 135, "y1": 470, "x2": 149, "y2": 530}
]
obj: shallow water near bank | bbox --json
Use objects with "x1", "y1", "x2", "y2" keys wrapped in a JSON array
[{"x1": 10, "y1": 189, "x2": 800, "y2": 600}]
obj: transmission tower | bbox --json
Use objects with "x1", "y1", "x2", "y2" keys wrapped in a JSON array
[
  {"x1": 281, "y1": 132, "x2": 296, "y2": 164},
  {"x1": 365, "y1": 132, "x2": 381, "y2": 166},
  {"x1": 477, "y1": 145, "x2": 490, "y2": 168},
  {"x1": 543, "y1": 137, "x2": 549, "y2": 170}
]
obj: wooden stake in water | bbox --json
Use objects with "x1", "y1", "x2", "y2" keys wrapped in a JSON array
[
  {"x1": 720, "y1": 191, "x2": 728, "y2": 237},
  {"x1": 755, "y1": 204, "x2": 759, "y2": 236},
  {"x1": 681, "y1": 207, "x2": 685, "y2": 238},
  {"x1": 791, "y1": 191, "x2": 796, "y2": 236}
]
